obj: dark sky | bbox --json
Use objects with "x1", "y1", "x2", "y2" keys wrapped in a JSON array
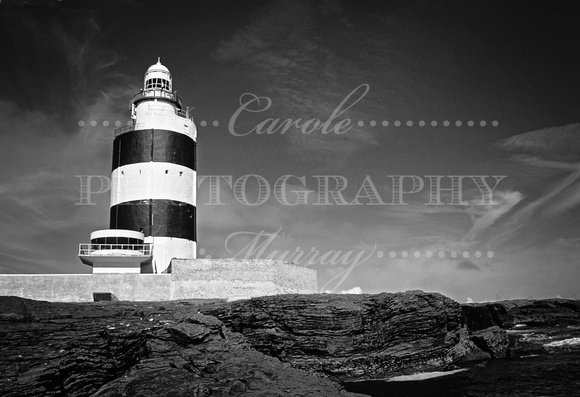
[{"x1": 1, "y1": 0, "x2": 580, "y2": 302}]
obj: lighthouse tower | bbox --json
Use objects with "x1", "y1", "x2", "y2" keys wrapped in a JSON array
[{"x1": 80, "y1": 59, "x2": 197, "y2": 274}]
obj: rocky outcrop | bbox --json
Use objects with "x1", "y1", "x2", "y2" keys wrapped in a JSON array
[
  {"x1": 0, "y1": 296, "x2": 361, "y2": 397},
  {"x1": 200, "y1": 291, "x2": 502, "y2": 380},
  {"x1": 462, "y1": 298, "x2": 580, "y2": 329},
  {"x1": 462, "y1": 298, "x2": 580, "y2": 358},
  {"x1": 4, "y1": 293, "x2": 573, "y2": 396},
  {"x1": 446, "y1": 325, "x2": 508, "y2": 362}
]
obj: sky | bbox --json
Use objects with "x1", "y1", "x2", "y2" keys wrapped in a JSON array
[{"x1": 1, "y1": 0, "x2": 580, "y2": 302}]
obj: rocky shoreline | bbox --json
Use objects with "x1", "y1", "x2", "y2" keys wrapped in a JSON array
[{"x1": 1, "y1": 292, "x2": 579, "y2": 396}]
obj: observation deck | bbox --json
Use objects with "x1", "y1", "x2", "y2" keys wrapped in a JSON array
[
  {"x1": 79, "y1": 230, "x2": 154, "y2": 273},
  {"x1": 132, "y1": 89, "x2": 184, "y2": 109}
]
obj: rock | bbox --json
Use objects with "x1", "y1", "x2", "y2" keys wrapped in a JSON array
[
  {"x1": 470, "y1": 326, "x2": 509, "y2": 358},
  {"x1": 446, "y1": 337, "x2": 491, "y2": 362},
  {"x1": 462, "y1": 302, "x2": 510, "y2": 330},
  {"x1": 200, "y1": 291, "x2": 467, "y2": 380},
  {"x1": 0, "y1": 296, "x2": 362, "y2": 397},
  {"x1": 463, "y1": 298, "x2": 580, "y2": 328},
  {"x1": 7, "y1": 292, "x2": 573, "y2": 395},
  {"x1": 462, "y1": 298, "x2": 580, "y2": 357}
]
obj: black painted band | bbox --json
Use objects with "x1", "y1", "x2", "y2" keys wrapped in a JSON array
[
  {"x1": 109, "y1": 199, "x2": 196, "y2": 241},
  {"x1": 112, "y1": 129, "x2": 196, "y2": 171}
]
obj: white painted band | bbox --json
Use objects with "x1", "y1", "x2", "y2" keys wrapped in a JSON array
[
  {"x1": 134, "y1": 102, "x2": 196, "y2": 140},
  {"x1": 111, "y1": 162, "x2": 196, "y2": 207}
]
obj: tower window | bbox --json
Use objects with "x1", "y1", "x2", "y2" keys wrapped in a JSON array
[
  {"x1": 146, "y1": 78, "x2": 170, "y2": 90},
  {"x1": 165, "y1": 170, "x2": 168, "y2": 174}
]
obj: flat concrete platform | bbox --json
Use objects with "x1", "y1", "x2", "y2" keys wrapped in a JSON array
[{"x1": 0, "y1": 259, "x2": 318, "y2": 302}]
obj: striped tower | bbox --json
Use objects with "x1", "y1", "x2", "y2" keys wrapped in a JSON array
[{"x1": 108, "y1": 59, "x2": 197, "y2": 273}]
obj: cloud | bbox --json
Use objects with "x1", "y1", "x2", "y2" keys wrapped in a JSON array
[
  {"x1": 500, "y1": 123, "x2": 580, "y2": 163},
  {"x1": 456, "y1": 259, "x2": 479, "y2": 271},
  {"x1": 491, "y1": 125, "x2": 580, "y2": 246},
  {"x1": 0, "y1": 92, "x2": 132, "y2": 273},
  {"x1": 499, "y1": 124, "x2": 580, "y2": 218},
  {"x1": 0, "y1": 9, "x2": 138, "y2": 273},
  {"x1": 463, "y1": 190, "x2": 523, "y2": 243},
  {"x1": 210, "y1": 0, "x2": 435, "y2": 169},
  {"x1": 0, "y1": 4, "x2": 136, "y2": 122}
]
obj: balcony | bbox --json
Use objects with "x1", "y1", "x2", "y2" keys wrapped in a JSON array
[{"x1": 132, "y1": 89, "x2": 183, "y2": 108}]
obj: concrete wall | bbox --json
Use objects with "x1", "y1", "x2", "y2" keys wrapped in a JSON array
[
  {"x1": 0, "y1": 274, "x2": 171, "y2": 302},
  {"x1": 0, "y1": 259, "x2": 318, "y2": 302},
  {"x1": 170, "y1": 259, "x2": 318, "y2": 299}
]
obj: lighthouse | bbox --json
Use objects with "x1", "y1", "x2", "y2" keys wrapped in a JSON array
[{"x1": 80, "y1": 59, "x2": 197, "y2": 274}]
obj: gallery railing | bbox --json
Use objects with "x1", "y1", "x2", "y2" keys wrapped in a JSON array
[{"x1": 79, "y1": 243, "x2": 153, "y2": 256}]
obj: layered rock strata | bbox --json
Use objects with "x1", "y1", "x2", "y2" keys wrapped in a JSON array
[{"x1": 2, "y1": 292, "x2": 578, "y2": 396}]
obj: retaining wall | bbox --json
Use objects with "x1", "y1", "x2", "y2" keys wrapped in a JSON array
[
  {"x1": 0, "y1": 259, "x2": 318, "y2": 302},
  {"x1": 171, "y1": 259, "x2": 318, "y2": 299}
]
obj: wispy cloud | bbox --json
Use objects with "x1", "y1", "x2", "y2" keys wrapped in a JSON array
[
  {"x1": 501, "y1": 124, "x2": 580, "y2": 162},
  {"x1": 211, "y1": 0, "x2": 434, "y2": 168},
  {"x1": 0, "y1": 9, "x2": 136, "y2": 273},
  {"x1": 463, "y1": 190, "x2": 523, "y2": 243},
  {"x1": 492, "y1": 124, "x2": 580, "y2": 244},
  {"x1": 0, "y1": 94, "x2": 130, "y2": 273}
]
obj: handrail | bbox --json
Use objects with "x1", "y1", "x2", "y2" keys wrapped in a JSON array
[
  {"x1": 79, "y1": 243, "x2": 153, "y2": 256},
  {"x1": 132, "y1": 89, "x2": 183, "y2": 109},
  {"x1": 114, "y1": 125, "x2": 136, "y2": 136}
]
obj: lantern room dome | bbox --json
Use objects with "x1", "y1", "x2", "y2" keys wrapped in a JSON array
[
  {"x1": 144, "y1": 58, "x2": 172, "y2": 91},
  {"x1": 147, "y1": 58, "x2": 170, "y2": 74}
]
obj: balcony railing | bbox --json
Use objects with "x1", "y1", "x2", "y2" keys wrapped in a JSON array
[
  {"x1": 79, "y1": 243, "x2": 153, "y2": 256},
  {"x1": 132, "y1": 89, "x2": 185, "y2": 109},
  {"x1": 115, "y1": 124, "x2": 141, "y2": 136}
]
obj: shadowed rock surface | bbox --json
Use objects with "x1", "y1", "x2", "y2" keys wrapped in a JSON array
[
  {"x1": 2, "y1": 292, "x2": 577, "y2": 396},
  {"x1": 462, "y1": 298, "x2": 580, "y2": 358},
  {"x1": 200, "y1": 291, "x2": 500, "y2": 380},
  {"x1": 462, "y1": 298, "x2": 580, "y2": 329},
  {"x1": 0, "y1": 296, "x2": 361, "y2": 397}
]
